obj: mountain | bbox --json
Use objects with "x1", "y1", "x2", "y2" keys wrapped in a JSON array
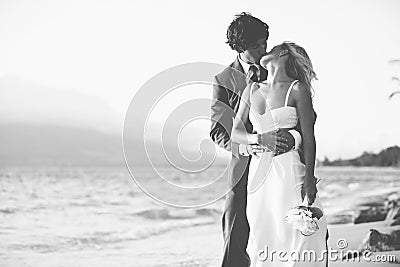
[
  {"x1": 321, "y1": 146, "x2": 400, "y2": 167},
  {"x1": 0, "y1": 124, "x2": 124, "y2": 166},
  {"x1": 0, "y1": 75, "x2": 121, "y2": 135},
  {"x1": 0, "y1": 76, "x2": 229, "y2": 167},
  {"x1": 0, "y1": 123, "x2": 228, "y2": 167}
]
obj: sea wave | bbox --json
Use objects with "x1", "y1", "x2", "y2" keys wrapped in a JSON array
[
  {"x1": 0, "y1": 208, "x2": 17, "y2": 214},
  {"x1": 131, "y1": 217, "x2": 216, "y2": 240},
  {"x1": 130, "y1": 206, "x2": 221, "y2": 220},
  {"x1": 9, "y1": 217, "x2": 218, "y2": 253}
]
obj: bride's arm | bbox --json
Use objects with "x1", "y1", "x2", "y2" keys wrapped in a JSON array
[
  {"x1": 293, "y1": 82, "x2": 317, "y2": 203},
  {"x1": 231, "y1": 83, "x2": 259, "y2": 145}
]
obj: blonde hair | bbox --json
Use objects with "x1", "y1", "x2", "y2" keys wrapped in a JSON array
[{"x1": 281, "y1": 42, "x2": 317, "y2": 93}]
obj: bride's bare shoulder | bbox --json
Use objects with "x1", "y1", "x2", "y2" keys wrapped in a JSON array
[{"x1": 291, "y1": 81, "x2": 312, "y2": 99}]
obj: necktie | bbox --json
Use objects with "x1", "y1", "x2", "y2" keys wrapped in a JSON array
[
  {"x1": 259, "y1": 66, "x2": 268, "y2": 82},
  {"x1": 248, "y1": 65, "x2": 259, "y2": 82}
]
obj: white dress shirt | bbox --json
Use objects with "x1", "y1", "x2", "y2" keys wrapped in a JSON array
[{"x1": 238, "y1": 54, "x2": 252, "y2": 75}]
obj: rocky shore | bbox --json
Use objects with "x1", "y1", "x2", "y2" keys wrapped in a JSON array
[{"x1": 327, "y1": 192, "x2": 400, "y2": 265}]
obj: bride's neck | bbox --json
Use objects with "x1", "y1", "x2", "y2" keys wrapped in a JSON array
[{"x1": 266, "y1": 64, "x2": 291, "y2": 84}]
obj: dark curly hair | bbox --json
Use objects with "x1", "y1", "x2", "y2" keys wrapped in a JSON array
[{"x1": 226, "y1": 12, "x2": 269, "y2": 53}]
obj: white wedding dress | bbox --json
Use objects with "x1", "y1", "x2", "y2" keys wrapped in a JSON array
[{"x1": 246, "y1": 80, "x2": 328, "y2": 267}]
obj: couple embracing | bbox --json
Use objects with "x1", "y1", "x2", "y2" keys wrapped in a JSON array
[{"x1": 210, "y1": 12, "x2": 329, "y2": 267}]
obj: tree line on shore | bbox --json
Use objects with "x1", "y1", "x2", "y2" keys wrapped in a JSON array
[{"x1": 320, "y1": 146, "x2": 400, "y2": 167}]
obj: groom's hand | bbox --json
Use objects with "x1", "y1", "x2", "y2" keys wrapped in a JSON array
[
  {"x1": 257, "y1": 129, "x2": 287, "y2": 153},
  {"x1": 272, "y1": 129, "x2": 295, "y2": 156}
]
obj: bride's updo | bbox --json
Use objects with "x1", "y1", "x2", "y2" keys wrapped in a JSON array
[{"x1": 281, "y1": 42, "x2": 317, "y2": 91}]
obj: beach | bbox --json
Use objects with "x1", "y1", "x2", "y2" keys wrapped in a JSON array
[{"x1": 1, "y1": 166, "x2": 400, "y2": 266}]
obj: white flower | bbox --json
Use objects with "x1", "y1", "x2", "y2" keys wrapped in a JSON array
[{"x1": 284, "y1": 205, "x2": 323, "y2": 236}]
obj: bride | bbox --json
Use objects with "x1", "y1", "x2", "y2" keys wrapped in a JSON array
[{"x1": 231, "y1": 42, "x2": 328, "y2": 266}]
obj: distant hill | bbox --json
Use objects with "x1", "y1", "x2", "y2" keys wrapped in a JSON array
[
  {"x1": 320, "y1": 146, "x2": 400, "y2": 167},
  {"x1": 0, "y1": 75, "x2": 121, "y2": 135},
  {"x1": 0, "y1": 124, "x2": 124, "y2": 166},
  {"x1": 0, "y1": 123, "x2": 228, "y2": 167}
]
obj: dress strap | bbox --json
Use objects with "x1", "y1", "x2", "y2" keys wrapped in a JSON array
[{"x1": 284, "y1": 80, "x2": 299, "y2": 107}]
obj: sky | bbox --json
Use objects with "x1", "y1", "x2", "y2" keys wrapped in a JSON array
[{"x1": 1, "y1": 0, "x2": 400, "y2": 160}]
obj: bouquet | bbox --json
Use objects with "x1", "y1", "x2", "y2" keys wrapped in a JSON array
[{"x1": 284, "y1": 196, "x2": 324, "y2": 236}]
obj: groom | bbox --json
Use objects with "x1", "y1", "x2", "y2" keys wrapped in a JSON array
[{"x1": 210, "y1": 12, "x2": 302, "y2": 267}]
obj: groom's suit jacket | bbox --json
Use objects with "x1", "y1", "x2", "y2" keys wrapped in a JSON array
[
  {"x1": 210, "y1": 58, "x2": 248, "y2": 154},
  {"x1": 210, "y1": 57, "x2": 263, "y2": 187}
]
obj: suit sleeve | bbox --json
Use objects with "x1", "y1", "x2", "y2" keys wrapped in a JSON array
[{"x1": 210, "y1": 75, "x2": 239, "y2": 156}]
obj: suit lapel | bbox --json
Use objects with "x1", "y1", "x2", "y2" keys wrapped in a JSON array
[{"x1": 230, "y1": 57, "x2": 247, "y2": 94}]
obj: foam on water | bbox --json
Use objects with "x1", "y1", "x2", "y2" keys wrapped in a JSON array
[{"x1": 1, "y1": 166, "x2": 400, "y2": 265}]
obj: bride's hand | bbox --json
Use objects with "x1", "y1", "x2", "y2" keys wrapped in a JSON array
[{"x1": 301, "y1": 177, "x2": 318, "y2": 205}]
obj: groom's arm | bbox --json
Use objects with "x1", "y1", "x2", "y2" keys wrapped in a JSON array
[{"x1": 210, "y1": 76, "x2": 242, "y2": 158}]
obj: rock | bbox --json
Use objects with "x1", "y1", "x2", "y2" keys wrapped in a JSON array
[
  {"x1": 386, "y1": 206, "x2": 400, "y2": 221},
  {"x1": 326, "y1": 212, "x2": 354, "y2": 225},
  {"x1": 354, "y1": 207, "x2": 388, "y2": 224},
  {"x1": 386, "y1": 193, "x2": 400, "y2": 204},
  {"x1": 354, "y1": 195, "x2": 387, "y2": 208},
  {"x1": 358, "y1": 229, "x2": 400, "y2": 252},
  {"x1": 385, "y1": 193, "x2": 400, "y2": 221},
  {"x1": 336, "y1": 193, "x2": 400, "y2": 225},
  {"x1": 390, "y1": 218, "x2": 400, "y2": 226}
]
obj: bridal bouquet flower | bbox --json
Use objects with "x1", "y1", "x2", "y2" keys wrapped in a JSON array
[{"x1": 284, "y1": 196, "x2": 324, "y2": 236}]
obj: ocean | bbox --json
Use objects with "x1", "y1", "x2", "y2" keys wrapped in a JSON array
[{"x1": 1, "y1": 166, "x2": 400, "y2": 266}]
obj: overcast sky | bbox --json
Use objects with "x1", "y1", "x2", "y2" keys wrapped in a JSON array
[{"x1": 1, "y1": 0, "x2": 400, "y2": 159}]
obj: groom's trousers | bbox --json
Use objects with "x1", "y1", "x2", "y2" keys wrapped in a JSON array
[
  {"x1": 221, "y1": 154, "x2": 252, "y2": 267},
  {"x1": 209, "y1": 59, "x2": 257, "y2": 267}
]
